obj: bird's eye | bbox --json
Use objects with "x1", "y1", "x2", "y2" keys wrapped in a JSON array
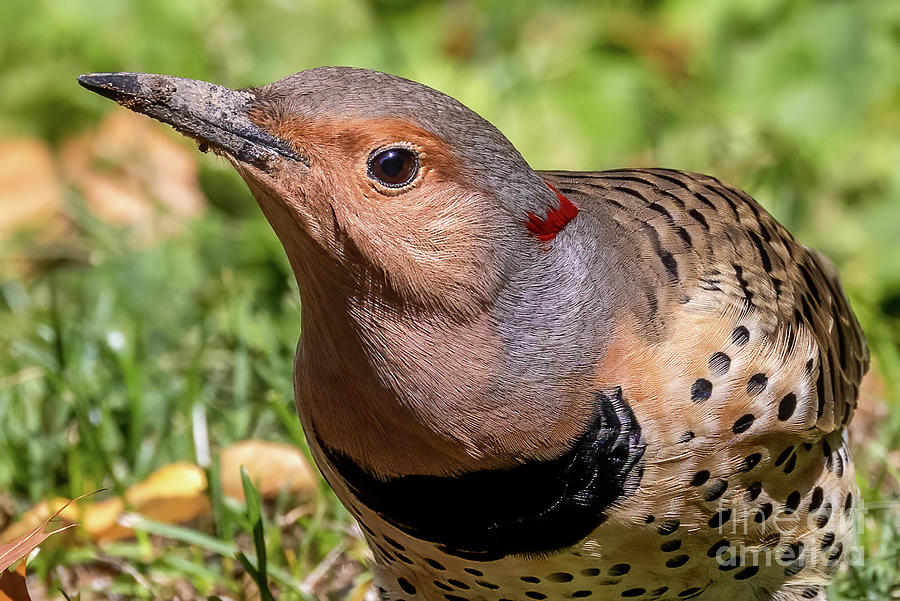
[{"x1": 367, "y1": 147, "x2": 419, "y2": 188}]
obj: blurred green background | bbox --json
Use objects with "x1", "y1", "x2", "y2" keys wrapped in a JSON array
[{"x1": 0, "y1": 0, "x2": 898, "y2": 599}]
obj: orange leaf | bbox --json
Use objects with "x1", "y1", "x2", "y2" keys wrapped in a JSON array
[
  {"x1": 220, "y1": 440, "x2": 316, "y2": 501},
  {"x1": 0, "y1": 561, "x2": 30, "y2": 601},
  {"x1": 87, "y1": 462, "x2": 209, "y2": 542}
]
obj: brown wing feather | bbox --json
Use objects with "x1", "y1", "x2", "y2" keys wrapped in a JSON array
[{"x1": 541, "y1": 168, "x2": 868, "y2": 434}]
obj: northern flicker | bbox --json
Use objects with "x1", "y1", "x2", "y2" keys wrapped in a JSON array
[{"x1": 79, "y1": 67, "x2": 868, "y2": 601}]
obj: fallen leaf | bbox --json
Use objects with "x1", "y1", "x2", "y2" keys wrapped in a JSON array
[
  {"x1": 0, "y1": 441, "x2": 316, "y2": 546},
  {"x1": 0, "y1": 138, "x2": 64, "y2": 238},
  {"x1": 0, "y1": 561, "x2": 29, "y2": 601},
  {"x1": 87, "y1": 462, "x2": 209, "y2": 542},
  {"x1": 220, "y1": 440, "x2": 316, "y2": 502},
  {"x1": 60, "y1": 109, "x2": 206, "y2": 238}
]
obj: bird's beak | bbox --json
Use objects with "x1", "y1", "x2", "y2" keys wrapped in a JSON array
[{"x1": 77, "y1": 72, "x2": 304, "y2": 169}]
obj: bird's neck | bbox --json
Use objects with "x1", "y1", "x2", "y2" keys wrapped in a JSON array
[{"x1": 287, "y1": 220, "x2": 623, "y2": 479}]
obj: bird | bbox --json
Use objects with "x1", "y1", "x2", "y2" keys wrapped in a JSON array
[{"x1": 78, "y1": 67, "x2": 868, "y2": 601}]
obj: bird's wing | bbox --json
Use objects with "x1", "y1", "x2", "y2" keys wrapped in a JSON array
[{"x1": 540, "y1": 168, "x2": 868, "y2": 436}]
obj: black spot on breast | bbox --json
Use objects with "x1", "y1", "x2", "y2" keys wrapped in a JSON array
[
  {"x1": 745, "y1": 481, "x2": 762, "y2": 502},
  {"x1": 581, "y1": 568, "x2": 602, "y2": 576},
  {"x1": 718, "y1": 552, "x2": 742, "y2": 571},
  {"x1": 443, "y1": 595, "x2": 467, "y2": 601},
  {"x1": 783, "y1": 453, "x2": 797, "y2": 474},
  {"x1": 397, "y1": 578, "x2": 416, "y2": 595},
  {"x1": 677, "y1": 431, "x2": 694, "y2": 444},
  {"x1": 643, "y1": 515, "x2": 656, "y2": 524},
  {"x1": 661, "y1": 539, "x2": 682, "y2": 552},
  {"x1": 608, "y1": 563, "x2": 631, "y2": 576},
  {"x1": 666, "y1": 554, "x2": 690, "y2": 568},
  {"x1": 732, "y1": 326, "x2": 750, "y2": 346},
  {"x1": 742, "y1": 453, "x2": 762, "y2": 472},
  {"x1": 732, "y1": 414, "x2": 755, "y2": 433},
  {"x1": 691, "y1": 379, "x2": 712, "y2": 402},
  {"x1": 809, "y1": 487, "x2": 824, "y2": 512},
  {"x1": 782, "y1": 543, "x2": 806, "y2": 576},
  {"x1": 775, "y1": 445, "x2": 794, "y2": 466},
  {"x1": 704, "y1": 480, "x2": 729, "y2": 501},
  {"x1": 520, "y1": 576, "x2": 540, "y2": 584},
  {"x1": 707, "y1": 539, "x2": 730, "y2": 558},
  {"x1": 525, "y1": 592, "x2": 546, "y2": 600},
  {"x1": 621, "y1": 588, "x2": 645, "y2": 598},
  {"x1": 780, "y1": 542, "x2": 805, "y2": 563},
  {"x1": 778, "y1": 393, "x2": 797, "y2": 420},
  {"x1": 447, "y1": 579, "x2": 469, "y2": 589},
  {"x1": 785, "y1": 491, "x2": 801, "y2": 514},
  {"x1": 801, "y1": 587, "x2": 820, "y2": 599},
  {"x1": 572, "y1": 591, "x2": 593, "y2": 598},
  {"x1": 678, "y1": 586, "x2": 704, "y2": 597},
  {"x1": 476, "y1": 580, "x2": 499, "y2": 590},
  {"x1": 546, "y1": 572, "x2": 573, "y2": 583},
  {"x1": 709, "y1": 509, "x2": 731, "y2": 528},
  {"x1": 746, "y1": 373, "x2": 768, "y2": 395},
  {"x1": 323, "y1": 387, "x2": 646, "y2": 560},
  {"x1": 754, "y1": 503, "x2": 773, "y2": 523},
  {"x1": 657, "y1": 519, "x2": 680, "y2": 535},
  {"x1": 690, "y1": 470, "x2": 710, "y2": 486},
  {"x1": 463, "y1": 568, "x2": 482, "y2": 576},
  {"x1": 425, "y1": 558, "x2": 446, "y2": 570},
  {"x1": 433, "y1": 581, "x2": 454, "y2": 591},
  {"x1": 708, "y1": 352, "x2": 731, "y2": 376},
  {"x1": 844, "y1": 492, "x2": 853, "y2": 515},
  {"x1": 820, "y1": 532, "x2": 835, "y2": 549},
  {"x1": 734, "y1": 565, "x2": 759, "y2": 580},
  {"x1": 814, "y1": 503, "x2": 833, "y2": 528}
]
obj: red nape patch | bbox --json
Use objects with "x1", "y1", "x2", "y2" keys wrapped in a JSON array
[{"x1": 525, "y1": 183, "x2": 579, "y2": 242}]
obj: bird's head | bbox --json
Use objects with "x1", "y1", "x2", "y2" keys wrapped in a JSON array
[
  {"x1": 78, "y1": 67, "x2": 594, "y2": 476},
  {"x1": 78, "y1": 67, "x2": 575, "y2": 315}
]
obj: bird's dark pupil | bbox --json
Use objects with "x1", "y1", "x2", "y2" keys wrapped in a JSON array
[
  {"x1": 369, "y1": 147, "x2": 417, "y2": 187},
  {"x1": 379, "y1": 151, "x2": 406, "y2": 178}
]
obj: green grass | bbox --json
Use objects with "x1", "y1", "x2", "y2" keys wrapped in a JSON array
[{"x1": 1, "y1": 0, "x2": 898, "y2": 599}]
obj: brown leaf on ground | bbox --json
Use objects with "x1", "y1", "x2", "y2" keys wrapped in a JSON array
[
  {"x1": 0, "y1": 138, "x2": 65, "y2": 238},
  {"x1": 60, "y1": 109, "x2": 206, "y2": 237},
  {"x1": 0, "y1": 561, "x2": 30, "y2": 601},
  {"x1": 1, "y1": 442, "x2": 316, "y2": 547},
  {"x1": 220, "y1": 440, "x2": 317, "y2": 502},
  {"x1": 87, "y1": 462, "x2": 209, "y2": 543}
]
